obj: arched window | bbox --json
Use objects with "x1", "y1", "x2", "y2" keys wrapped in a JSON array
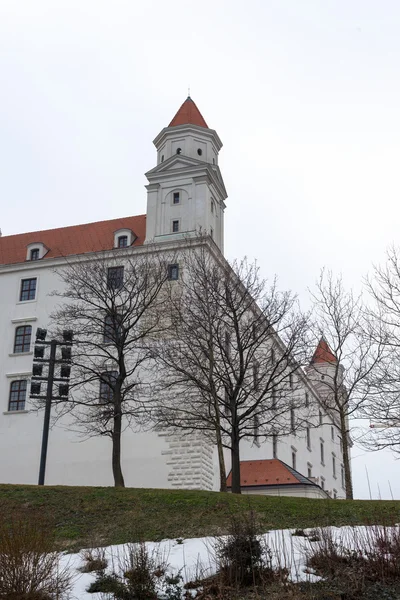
[
  {"x1": 14, "y1": 325, "x2": 32, "y2": 353},
  {"x1": 176, "y1": 148, "x2": 182, "y2": 155},
  {"x1": 9, "y1": 380, "x2": 27, "y2": 411}
]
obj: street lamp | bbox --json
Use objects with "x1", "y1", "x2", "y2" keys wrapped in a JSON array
[{"x1": 30, "y1": 329, "x2": 73, "y2": 485}]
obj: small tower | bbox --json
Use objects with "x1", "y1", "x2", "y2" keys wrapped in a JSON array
[
  {"x1": 145, "y1": 97, "x2": 227, "y2": 252},
  {"x1": 307, "y1": 337, "x2": 344, "y2": 404}
]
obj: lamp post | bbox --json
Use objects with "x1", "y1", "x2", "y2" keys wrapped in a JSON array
[{"x1": 30, "y1": 329, "x2": 73, "y2": 486}]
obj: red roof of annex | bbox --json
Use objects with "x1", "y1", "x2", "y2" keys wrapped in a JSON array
[
  {"x1": 226, "y1": 459, "x2": 314, "y2": 488},
  {"x1": 0, "y1": 215, "x2": 146, "y2": 266}
]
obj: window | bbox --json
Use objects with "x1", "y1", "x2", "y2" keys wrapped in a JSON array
[
  {"x1": 253, "y1": 362, "x2": 259, "y2": 391},
  {"x1": 173, "y1": 192, "x2": 180, "y2": 204},
  {"x1": 197, "y1": 148, "x2": 202, "y2": 156},
  {"x1": 341, "y1": 465, "x2": 345, "y2": 489},
  {"x1": 176, "y1": 148, "x2": 182, "y2": 155},
  {"x1": 30, "y1": 248, "x2": 39, "y2": 261},
  {"x1": 172, "y1": 220, "x2": 179, "y2": 233},
  {"x1": 107, "y1": 266, "x2": 124, "y2": 290},
  {"x1": 224, "y1": 331, "x2": 231, "y2": 357},
  {"x1": 319, "y1": 410, "x2": 323, "y2": 425},
  {"x1": 104, "y1": 314, "x2": 121, "y2": 344},
  {"x1": 253, "y1": 415, "x2": 260, "y2": 446},
  {"x1": 320, "y1": 440, "x2": 325, "y2": 465},
  {"x1": 8, "y1": 380, "x2": 27, "y2": 411},
  {"x1": 305, "y1": 392, "x2": 309, "y2": 407},
  {"x1": 271, "y1": 348, "x2": 275, "y2": 364},
  {"x1": 271, "y1": 388, "x2": 277, "y2": 410},
  {"x1": 331, "y1": 426, "x2": 334, "y2": 441},
  {"x1": 306, "y1": 426, "x2": 311, "y2": 450},
  {"x1": 332, "y1": 454, "x2": 336, "y2": 478},
  {"x1": 291, "y1": 448, "x2": 297, "y2": 470},
  {"x1": 210, "y1": 227, "x2": 214, "y2": 239},
  {"x1": 272, "y1": 434, "x2": 278, "y2": 458},
  {"x1": 289, "y1": 373, "x2": 293, "y2": 389},
  {"x1": 19, "y1": 278, "x2": 37, "y2": 302},
  {"x1": 168, "y1": 264, "x2": 179, "y2": 280},
  {"x1": 321, "y1": 476, "x2": 325, "y2": 491},
  {"x1": 161, "y1": 155, "x2": 164, "y2": 162},
  {"x1": 99, "y1": 371, "x2": 118, "y2": 402},
  {"x1": 211, "y1": 200, "x2": 215, "y2": 214},
  {"x1": 14, "y1": 325, "x2": 32, "y2": 353},
  {"x1": 290, "y1": 407, "x2": 295, "y2": 433},
  {"x1": 307, "y1": 463, "x2": 312, "y2": 479},
  {"x1": 333, "y1": 489, "x2": 337, "y2": 500},
  {"x1": 118, "y1": 236, "x2": 128, "y2": 248},
  {"x1": 212, "y1": 158, "x2": 215, "y2": 164}
]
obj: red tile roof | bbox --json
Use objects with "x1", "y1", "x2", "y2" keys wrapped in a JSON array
[
  {"x1": 311, "y1": 338, "x2": 337, "y2": 364},
  {"x1": 0, "y1": 215, "x2": 146, "y2": 266},
  {"x1": 226, "y1": 459, "x2": 309, "y2": 488},
  {"x1": 169, "y1": 97, "x2": 208, "y2": 128}
]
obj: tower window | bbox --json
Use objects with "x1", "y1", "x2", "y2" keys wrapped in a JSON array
[
  {"x1": 212, "y1": 158, "x2": 215, "y2": 164},
  {"x1": 107, "y1": 266, "x2": 124, "y2": 290},
  {"x1": 168, "y1": 264, "x2": 179, "y2": 280},
  {"x1": 197, "y1": 148, "x2": 202, "y2": 156},
  {"x1": 14, "y1": 325, "x2": 32, "y2": 353},
  {"x1": 161, "y1": 155, "x2": 164, "y2": 162},
  {"x1": 173, "y1": 192, "x2": 180, "y2": 204},
  {"x1": 30, "y1": 249, "x2": 39, "y2": 261},
  {"x1": 176, "y1": 148, "x2": 182, "y2": 155},
  {"x1": 211, "y1": 200, "x2": 215, "y2": 214},
  {"x1": 20, "y1": 278, "x2": 37, "y2": 302},
  {"x1": 9, "y1": 380, "x2": 27, "y2": 412},
  {"x1": 210, "y1": 227, "x2": 214, "y2": 239},
  {"x1": 118, "y1": 236, "x2": 128, "y2": 248},
  {"x1": 172, "y1": 220, "x2": 180, "y2": 233}
]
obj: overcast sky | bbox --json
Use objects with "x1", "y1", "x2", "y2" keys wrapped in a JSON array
[{"x1": 1, "y1": 0, "x2": 400, "y2": 499}]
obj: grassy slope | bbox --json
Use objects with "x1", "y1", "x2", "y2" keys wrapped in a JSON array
[{"x1": 1, "y1": 485, "x2": 399, "y2": 550}]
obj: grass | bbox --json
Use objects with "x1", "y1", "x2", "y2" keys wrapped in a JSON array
[{"x1": 1, "y1": 485, "x2": 400, "y2": 551}]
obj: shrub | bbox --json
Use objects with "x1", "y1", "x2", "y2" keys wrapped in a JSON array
[
  {"x1": 0, "y1": 516, "x2": 71, "y2": 600},
  {"x1": 79, "y1": 546, "x2": 108, "y2": 573}
]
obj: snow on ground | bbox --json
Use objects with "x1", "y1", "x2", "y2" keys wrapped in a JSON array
[{"x1": 66, "y1": 525, "x2": 393, "y2": 599}]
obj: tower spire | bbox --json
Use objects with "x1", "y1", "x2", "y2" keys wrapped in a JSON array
[{"x1": 169, "y1": 97, "x2": 208, "y2": 128}]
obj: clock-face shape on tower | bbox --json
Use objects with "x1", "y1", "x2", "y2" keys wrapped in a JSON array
[{"x1": 145, "y1": 96, "x2": 228, "y2": 253}]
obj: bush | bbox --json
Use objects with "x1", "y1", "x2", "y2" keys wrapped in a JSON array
[
  {"x1": 79, "y1": 546, "x2": 108, "y2": 573},
  {"x1": 0, "y1": 516, "x2": 71, "y2": 600}
]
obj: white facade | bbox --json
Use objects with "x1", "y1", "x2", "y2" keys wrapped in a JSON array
[{"x1": 0, "y1": 98, "x2": 348, "y2": 498}]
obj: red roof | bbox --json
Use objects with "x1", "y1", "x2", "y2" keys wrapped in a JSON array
[
  {"x1": 311, "y1": 338, "x2": 337, "y2": 364},
  {"x1": 226, "y1": 459, "x2": 309, "y2": 488},
  {"x1": 0, "y1": 215, "x2": 146, "y2": 266},
  {"x1": 169, "y1": 97, "x2": 208, "y2": 128}
]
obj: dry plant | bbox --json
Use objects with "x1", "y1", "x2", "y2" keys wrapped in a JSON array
[
  {"x1": 79, "y1": 545, "x2": 108, "y2": 573},
  {"x1": 0, "y1": 516, "x2": 72, "y2": 600}
]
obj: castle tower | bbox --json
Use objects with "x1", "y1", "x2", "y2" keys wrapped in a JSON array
[
  {"x1": 307, "y1": 337, "x2": 345, "y2": 405},
  {"x1": 145, "y1": 97, "x2": 227, "y2": 253}
]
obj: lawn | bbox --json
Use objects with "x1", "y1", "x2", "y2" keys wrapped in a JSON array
[{"x1": 1, "y1": 484, "x2": 399, "y2": 550}]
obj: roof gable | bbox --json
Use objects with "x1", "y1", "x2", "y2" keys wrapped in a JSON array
[{"x1": 0, "y1": 215, "x2": 146, "y2": 266}]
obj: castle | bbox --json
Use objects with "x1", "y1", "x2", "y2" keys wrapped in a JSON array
[{"x1": 0, "y1": 97, "x2": 349, "y2": 498}]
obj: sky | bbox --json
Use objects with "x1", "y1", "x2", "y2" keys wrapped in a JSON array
[{"x1": 1, "y1": 0, "x2": 400, "y2": 499}]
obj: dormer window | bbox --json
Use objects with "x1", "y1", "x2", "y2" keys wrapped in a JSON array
[
  {"x1": 114, "y1": 229, "x2": 135, "y2": 249},
  {"x1": 26, "y1": 242, "x2": 47, "y2": 261},
  {"x1": 197, "y1": 148, "x2": 203, "y2": 156},
  {"x1": 173, "y1": 192, "x2": 180, "y2": 204},
  {"x1": 118, "y1": 236, "x2": 128, "y2": 248}
]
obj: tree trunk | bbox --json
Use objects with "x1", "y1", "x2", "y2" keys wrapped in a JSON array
[
  {"x1": 216, "y1": 425, "x2": 227, "y2": 492},
  {"x1": 112, "y1": 407, "x2": 125, "y2": 488},
  {"x1": 230, "y1": 424, "x2": 241, "y2": 494},
  {"x1": 340, "y1": 411, "x2": 353, "y2": 500}
]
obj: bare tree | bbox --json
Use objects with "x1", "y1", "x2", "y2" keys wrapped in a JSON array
[
  {"x1": 361, "y1": 246, "x2": 400, "y2": 454},
  {"x1": 152, "y1": 242, "x2": 311, "y2": 494},
  {"x1": 308, "y1": 269, "x2": 384, "y2": 500},
  {"x1": 46, "y1": 247, "x2": 171, "y2": 487}
]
